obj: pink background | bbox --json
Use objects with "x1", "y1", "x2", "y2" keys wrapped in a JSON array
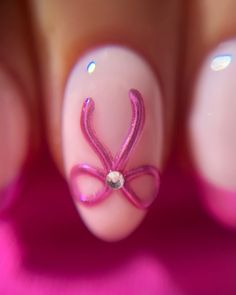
[{"x1": 0, "y1": 146, "x2": 236, "y2": 294}]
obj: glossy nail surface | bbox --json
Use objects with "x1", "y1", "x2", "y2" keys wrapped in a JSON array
[
  {"x1": 189, "y1": 40, "x2": 236, "y2": 226},
  {"x1": 189, "y1": 41, "x2": 236, "y2": 189},
  {"x1": 62, "y1": 46, "x2": 164, "y2": 241}
]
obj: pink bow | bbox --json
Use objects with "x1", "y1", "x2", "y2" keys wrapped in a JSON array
[{"x1": 70, "y1": 89, "x2": 160, "y2": 209}]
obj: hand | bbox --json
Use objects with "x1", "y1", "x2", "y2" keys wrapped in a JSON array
[{"x1": 0, "y1": 1, "x2": 236, "y2": 292}]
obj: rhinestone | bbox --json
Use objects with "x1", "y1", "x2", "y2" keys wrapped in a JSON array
[{"x1": 106, "y1": 171, "x2": 125, "y2": 190}]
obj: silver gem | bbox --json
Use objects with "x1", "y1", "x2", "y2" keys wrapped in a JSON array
[{"x1": 106, "y1": 171, "x2": 125, "y2": 190}]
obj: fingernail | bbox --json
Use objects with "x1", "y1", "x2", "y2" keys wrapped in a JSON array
[
  {"x1": 0, "y1": 66, "x2": 29, "y2": 213},
  {"x1": 62, "y1": 45, "x2": 164, "y2": 241},
  {"x1": 189, "y1": 40, "x2": 236, "y2": 226}
]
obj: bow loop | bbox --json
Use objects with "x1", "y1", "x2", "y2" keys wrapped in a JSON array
[
  {"x1": 70, "y1": 164, "x2": 111, "y2": 205},
  {"x1": 122, "y1": 165, "x2": 161, "y2": 209}
]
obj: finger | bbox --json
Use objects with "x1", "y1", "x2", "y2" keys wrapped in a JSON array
[
  {"x1": 0, "y1": 1, "x2": 39, "y2": 213},
  {"x1": 185, "y1": 0, "x2": 236, "y2": 227},
  {"x1": 30, "y1": 0, "x2": 181, "y2": 241}
]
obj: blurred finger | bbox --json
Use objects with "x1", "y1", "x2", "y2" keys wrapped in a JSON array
[
  {"x1": 185, "y1": 0, "x2": 236, "y2": 227},
  {"x1": 0, "y1": 1, "x2": 39, "y2": 213}
]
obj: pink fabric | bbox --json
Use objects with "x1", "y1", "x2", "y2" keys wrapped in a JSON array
[{"x1": 0, "y1": 147, "x2": 236, "y2": 294}]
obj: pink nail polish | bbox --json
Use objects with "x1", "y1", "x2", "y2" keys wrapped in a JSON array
[
  {"x1": 0, "y1": 65, "x2": 29, "y2": 214},
  {"x1": 62, "y1": 45, "x2": 164, "y2": 241},
  {"x1": 189, "y1": 40, "x2": 236, "y2": 226}
]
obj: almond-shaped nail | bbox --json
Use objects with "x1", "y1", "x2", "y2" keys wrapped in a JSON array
[
  {"x1": 62, "y1": 46, "x2": 164, "y2": 241},
  {"x1": 189, "y1": 40, "x2": 236, "y2": 226},
  {"x1": 0, "y1": 66, "x2": 29, "y2": 213}
]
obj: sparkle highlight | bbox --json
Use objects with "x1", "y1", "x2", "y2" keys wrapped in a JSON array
[
  {"x1": 211, "y1": 55, "x2": 232, "y2": 71},
  {"x1": 87, "y1": 61, "x2": 96, "y2": 74}
]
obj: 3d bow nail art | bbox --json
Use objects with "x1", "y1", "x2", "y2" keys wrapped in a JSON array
[
  {"x1": 70, "y1": 89, "x2": 160, "y2": 209},
  {"x1": 62, "y1": 45, "x2": 164, "y2": 240}
]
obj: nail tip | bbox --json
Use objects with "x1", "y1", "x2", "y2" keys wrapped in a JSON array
[{"x1": 194, "y1": 172, "x2": 236, "y2": 229}]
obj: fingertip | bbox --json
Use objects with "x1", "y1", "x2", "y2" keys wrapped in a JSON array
[
  {"x1": 188, "y1": 39, "x2": 236, "y2": 228},
  {"x1": 62, "y1": 45, "x2": 164, "y2": 241}
]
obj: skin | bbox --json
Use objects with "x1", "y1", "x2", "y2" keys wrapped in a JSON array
[{"x1": 0, "y1": 0, "x2": 236, "y2": 237}]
